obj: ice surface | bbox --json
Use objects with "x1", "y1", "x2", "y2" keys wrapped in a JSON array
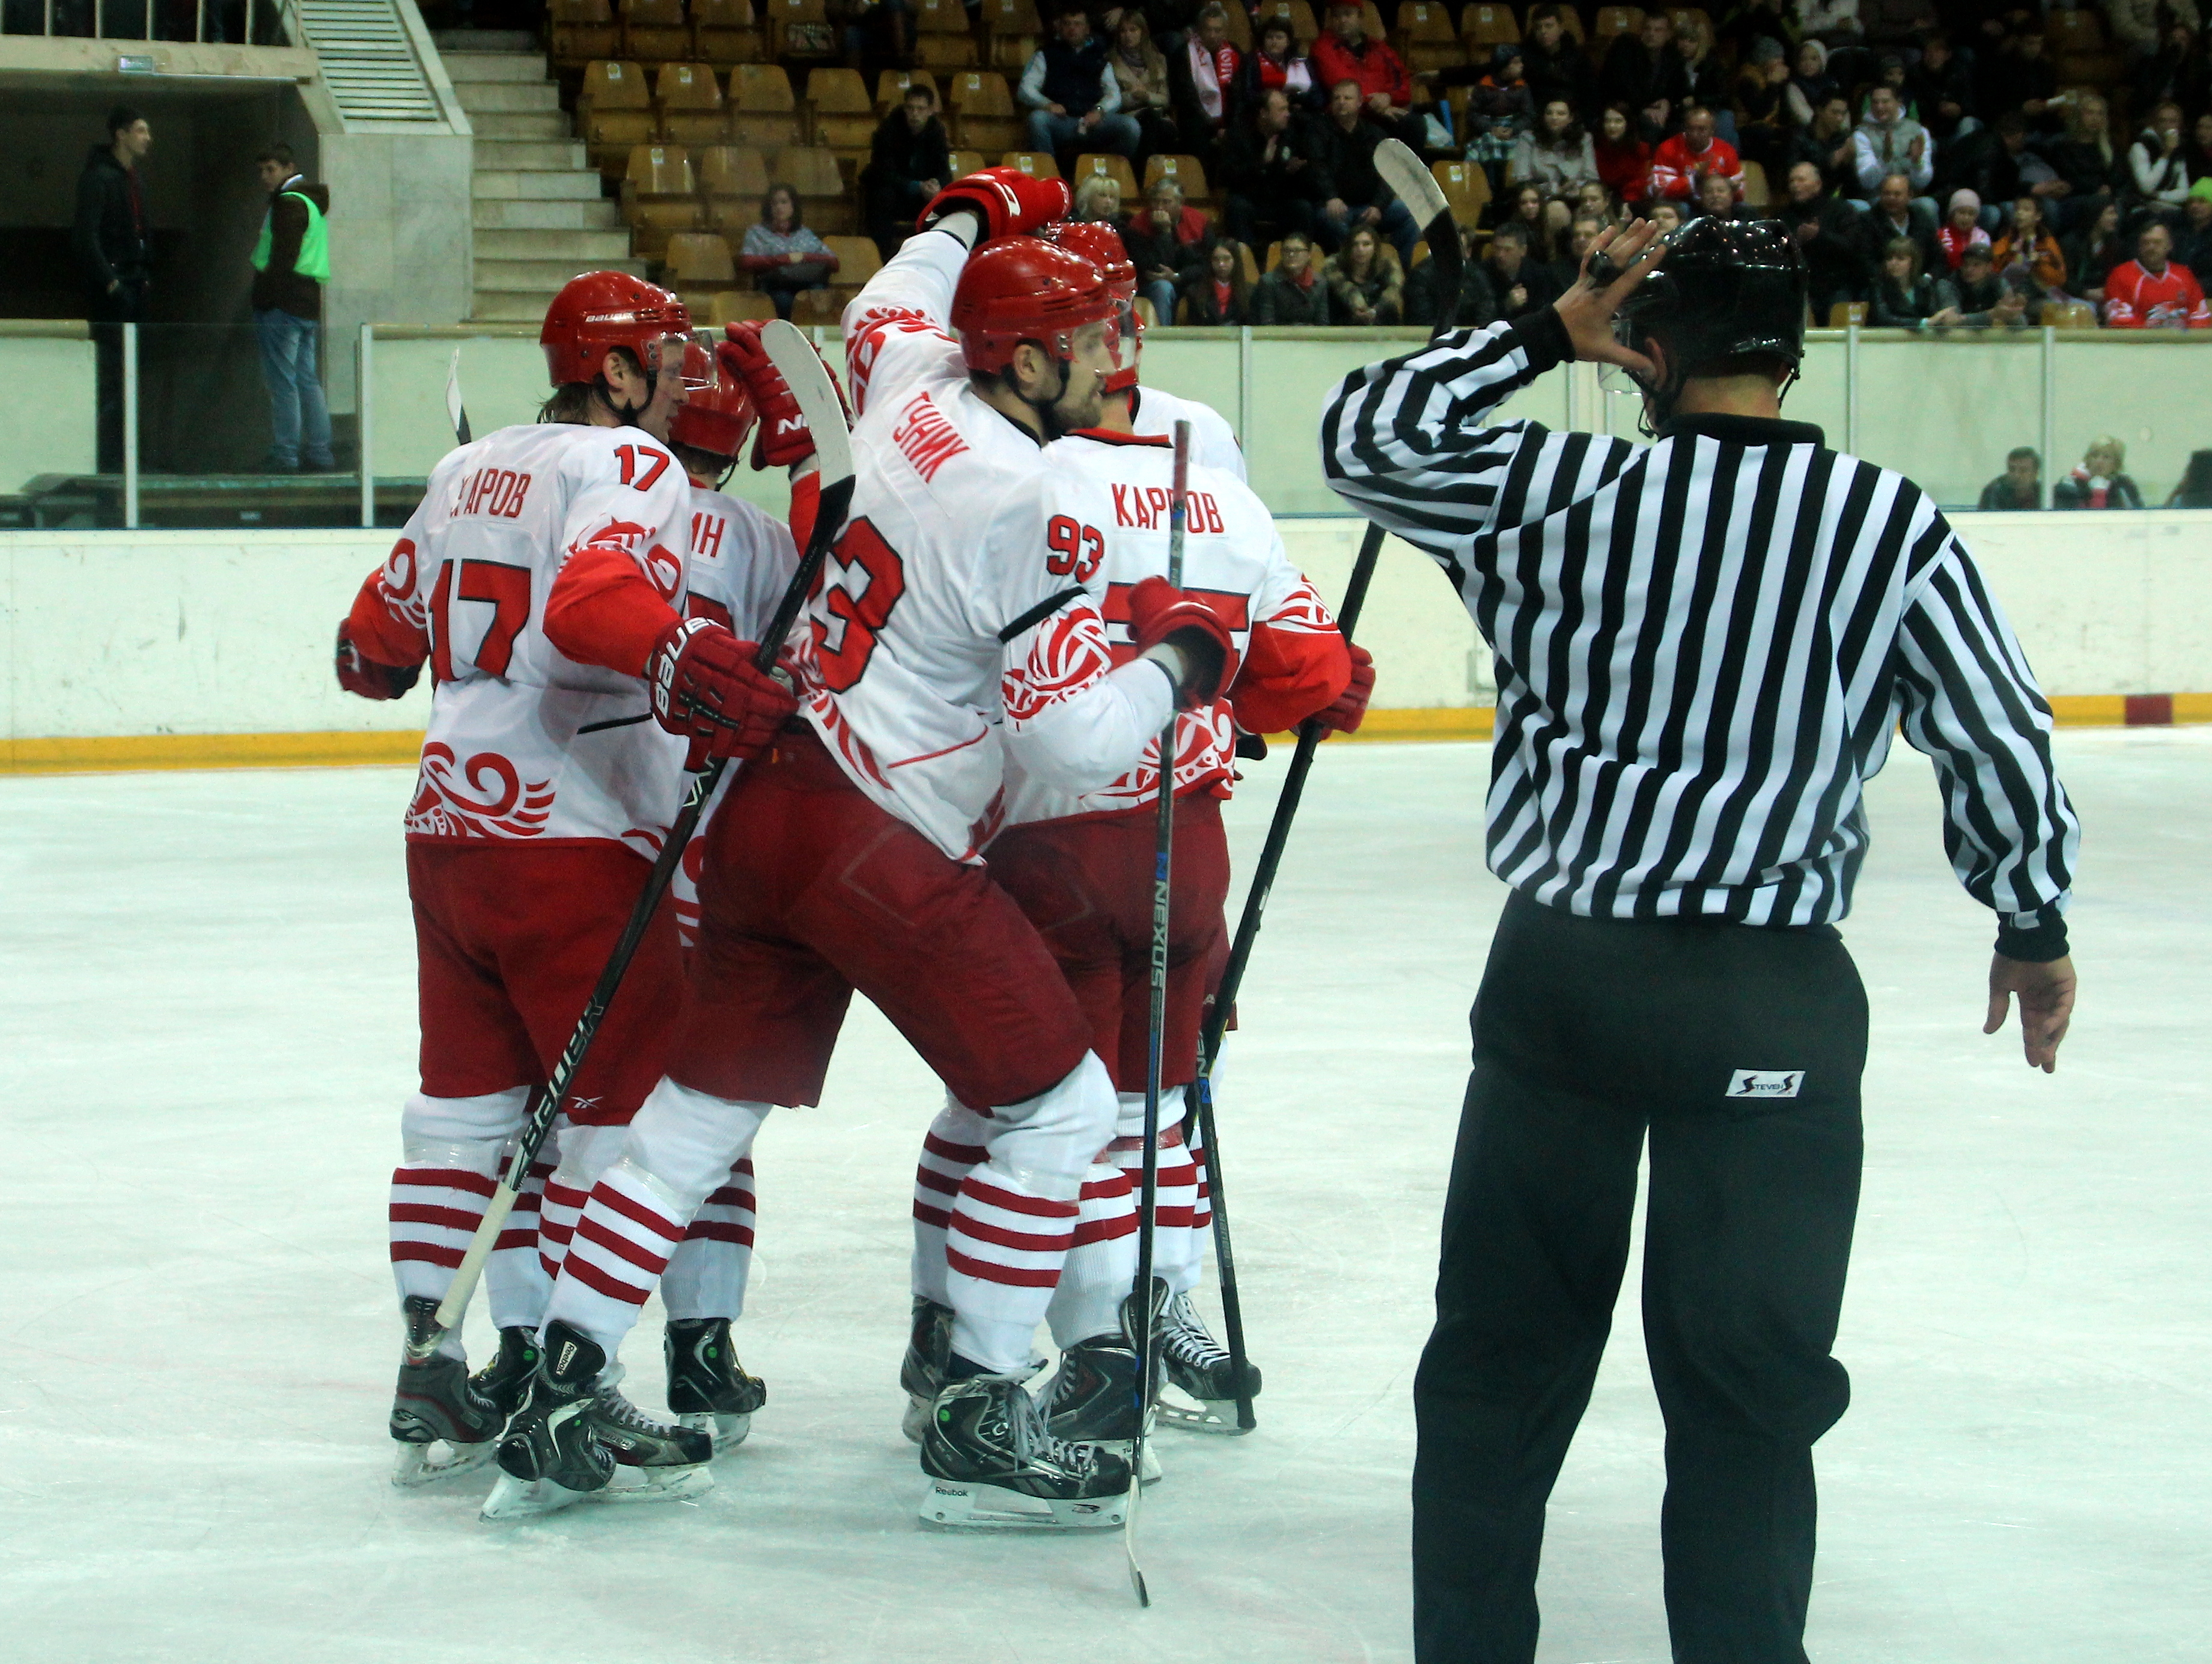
[{"x1": 1, "y1": 732, "x2": 2207, "y2": 1663}]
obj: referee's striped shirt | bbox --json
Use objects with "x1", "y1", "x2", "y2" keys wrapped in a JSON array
[{"x1": 1320, "y1": 310, "x2": 2079, "y2": 954}]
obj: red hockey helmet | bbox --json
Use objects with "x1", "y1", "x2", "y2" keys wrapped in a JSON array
[
  {"x1": 668, "y1": 341, "x2": 758, "y2": 459},
  {"x1": 1040, "y1": 220, "x2": 1140, "y2": 388},
  {"x1": 951, "y1": 236, "x2": 1118, "y2": 376},
  {"x1": 540, "y1": 270, "x2": 692, "y2": 388}
]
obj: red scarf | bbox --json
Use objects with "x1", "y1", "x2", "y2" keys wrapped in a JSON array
[{"x1": 2067, "y1": 465, "x2": 2110, "y2": 508}]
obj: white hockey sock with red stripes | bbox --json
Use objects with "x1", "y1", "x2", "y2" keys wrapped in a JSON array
[
  {"x1": 661, "y1": 1157, "x2": 757, "y2": 1321},
  {"x1": 911, "y1": 1102, "x2": 989, "y2": 1309},
  {"x1": 945, "y1": 1052, "x2": 1117, "y2": 1373},
  {"x1": 389, "y1": 1088, "x2": 529, "y2": 1358},
  {"x1": 535, "y1": 1121, "x2": 623, "y2": 1285},
  {"x1": 1111, "y1": 1087, "x2": 1205, "y2": 1296},
  {"x1": 1044, "y1": 1159, "x2": 1136, "y2": 1349},
  {"x1": 542, "y1": 1077, "x2": 770, "y2": 1357}
]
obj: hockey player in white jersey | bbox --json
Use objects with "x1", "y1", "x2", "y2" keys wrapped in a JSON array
[
  {"x1": 337, "y1": 272, "x2": 797, "y2": 1497},
  {"x1": 500, "y1": 168, "x2": 1242, "y2": 1529},
  {"x1": 909, "y1": 220, "x2": 1371, "y2": 1450}
]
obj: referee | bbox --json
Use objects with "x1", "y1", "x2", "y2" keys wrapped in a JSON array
[{"x1": 1321, "y1": 217, "x2": 2081, "y2": 1664}]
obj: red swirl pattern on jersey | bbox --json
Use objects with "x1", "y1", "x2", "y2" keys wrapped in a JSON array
[
  {"x1": 406, "y1": 744, "x2": 557, "y2": 839},
  {"x1": 1001, "y1": 607, "x2": 1114, "y2": 723}
]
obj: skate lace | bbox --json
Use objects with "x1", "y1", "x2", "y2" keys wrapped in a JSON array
[
  {"x1": 1002, "y1": 1385, "x2": 1100, "y2": 1477},
  {"x1": 1160, "y1": 1294, "x2": 1231, "y2": 1369},
  {"x1": 591, "y1": 1365, "x2": 686, "y2": 1438}
]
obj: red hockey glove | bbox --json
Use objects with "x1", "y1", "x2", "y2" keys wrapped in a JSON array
[
  {"x1": 335, "y1": 621, "x2": 421, "y2": 700},
  {"x1": 1127, "y1": 576, "x2": 1233, "y2": 709},
  {"x1": 918, "y1": 166, "x2": 1071, "y2": 240},
  {"x1": 718, "y1": 322, "x2": 850, "y2": 472},
  {"x1": 645, "y1": 617, "x2": 798, "y2": 764},
  {"x1": 1315, "y1": 642, "x2": 1375, "y2": 736}
]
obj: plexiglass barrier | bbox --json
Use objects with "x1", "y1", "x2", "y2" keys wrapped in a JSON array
[{"x1": 1, "y1": 322, "x2": 2207, "y2": 531}]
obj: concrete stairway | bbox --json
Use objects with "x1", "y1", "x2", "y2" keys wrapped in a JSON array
[{"x1": 440, "y1": 42, "x2": 643, "y2": 323}]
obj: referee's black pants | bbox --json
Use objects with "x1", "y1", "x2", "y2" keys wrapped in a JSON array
[{"x1": 1412, "y1": 892, "x2": 1866, "y2": 1664}]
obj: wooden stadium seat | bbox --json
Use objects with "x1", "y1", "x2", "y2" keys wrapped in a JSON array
[
  {"x1": 623, "y1": 144, "x2": 702, "y2": 256},
  {"x1": 945, "y1": 70, "x2": 1022, "y2": 154},
  {"x1": 1396, "y1": 1, "x2": 1464, "y2": 75},
  {"x1": 763, "y1": 0, "x2": 837, "y2": 58},
  {"x1": 875, "y1": 67, "x2": 940, "y2": 113},
  {"x1": 1591, "y1": 7, "x2": 1642, "y2": 56},
  {"x1": 621, "y1": 0, "x2": 692, "y2": 64},
  {"x1": 581, "y1": 61, "x2": 659, "y2": 173},
  {"x1": 1001, "y1": 150, "x2": 1061, "y2": 180},
  {"x1": 1360, "y1": 2, "x2": 1386, "y2": 42},
  {"x1": 1666, "y1": 8, "x2": 1708, "y2": 38},
  {"x1": 1458, "y1": 0, "x2": 1518, "y2": 44},
  {"x1": 914, "y1": 30, "x2": 980, "y2": 69},
  {"x1": 656, "y1": 62, "x2": 729, "y2": 146},
  {"x1": 729, "y1": 63, "x2": 800, "y2": 146},
  {"x1": 699, "y1": 143, "x2": 773, "y2": 204},
  {"x1": 707, "y1": 289, "x2": 778, "y2": 325},
  {"x1": 690, "y1": 0, "x2": 763, "y2": 64},
  {"x1": 945, "y1": 148, "x2": 985, "y2": 177},
  {"x1": 1071, "y1": 152, "x2": 1139, "y2": 200},
  {"x1": 819, "y1": 234, "x2": 884, "y2": 307},
  {"x1": 805, "y1": 67, "x2": 877, "y2": 148},
  {"x1": 666, "y1": 230, "x2": 740, "y2": 289},
  {"x1": 914, "y1": 0, "x2": 967, "y2": 30},
  {"x1": 2046, "y1": 7, "x2": 2105, "y2": 52},
  {"x1": 553, "y1": 0, "x2": 621, "y2": 67},
  {"x1": 772, "y1": 144, "x2": 854, "y2": 232},
  {"x1": 980, "y1": 0, "x2": 1038, "y2": 70},
  {"x1": 789, "y1": 287, "x2": 848, "y2": 326},
  {"x1": 1220, "y1": 3, "x2": 1251, "y2": 49},
  {"x1": 1431, "y1": 158, "x2": 1490, "y2": 226},
  {"x1": 2041, "y1": 299, "x2": 2098, "y2": 329},
  {"x1": 1132, "y1": 296, "x2": 1159, "y2": 328},
  {"x1": 1738, "y1": 159, "x2": 1769, "y2": 208},
  {"x1": 1553, "y1": 4, "x2": 1586, "y2": 45},
  {"x1": 1252, "y1": 0, "x2": 1317, "y2": 44},
  {"x1": 1144, "y1": 153, "x2": 1211, "y2": 207},
  {"x1": 1826, "y1": 301, "x2": 1866, "y2": 327}
]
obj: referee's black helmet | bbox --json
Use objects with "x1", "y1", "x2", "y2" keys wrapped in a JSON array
[{"x1": 1609, "y1": 218, "x2": 1808, "y2": 425}]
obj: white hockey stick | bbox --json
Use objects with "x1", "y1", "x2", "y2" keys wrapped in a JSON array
[
  {"x1": 411, "y1": 322, "x2": 854, "y2": 1355},
  {"x1": 446, "y1": 346, "x2": 472, "y2": 446}
]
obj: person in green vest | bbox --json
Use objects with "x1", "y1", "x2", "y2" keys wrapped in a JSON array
[{"x1": 251, "y1": 145, "x2": 335, "y2": 472}]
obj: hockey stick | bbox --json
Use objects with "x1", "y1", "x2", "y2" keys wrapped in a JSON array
[
  {"x1": 1186, "y1": 141, "x2": 1464, "y2": 1431},
  {"x1": 446, "y1": 347, "x2": 472, "y2": 447},
  {"x1": 409, "y1": 321, "x2": 855, "y2": 1358},
  {"x1": 1125, "y1": 418, "x2": 1193, "y2": 1608}
]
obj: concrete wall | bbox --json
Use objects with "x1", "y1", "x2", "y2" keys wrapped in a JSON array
[{"x1": 0, "y1": 513, "x2": 2205, "y2": 752}]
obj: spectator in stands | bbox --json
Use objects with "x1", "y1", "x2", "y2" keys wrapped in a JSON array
[
  {"x1": 74, "y1": 106, "x2": 153, "y2": 476},
  {"x1": 2050, "y1": 92, "x2": 2124, "y2": 232},
  {"x1": 249, "y1": 145, "x2": 333, "y2": 474},
  {"x1": 1675, "y1": 16, "x2": 1732, "y2": 136},
  {"x1": 1072, "y1": 173, "x2": 1121, "y2": 223},
  {"x1": 1604, "y1": 10, "x2": 1689, "y2": 139},
  {"x1": 1992, "y1": 195, "x2": 2067, "y2": 299},
  {"x1": 1979, "y1": 25, "x2": 2058, "y2": 136},
  {"x1": 1773, "y1": 157, "x2": 1869, "y2": 317},
  {"x1": 1167, "y1": 4, "x2": 1242, "y2": 157},
  {"x1": 1310, "y1": 78, "x2": 1419, "y2": 266},
  {"x1": 1178, "y1": 237, "x2": 1249, "y2": 325},
  {"x1": 2174, "y1": 179, "x2": 2212, "y2": 284},
  {"x1": 861, "y1": 82, "x2": 949, "y2": 260},
  {"x1": 1858, "y1": 170, "x2": 1936, "y2": 269},
  {"x1": 1905, "y1": 31, "x2": 1975, "y2": 145},
  {"x1": 1250, "y1": 229, "x2": 1332, "y2": 323},
  {"x1": 1519, "y1": 5, "x2": 1592, "y2": 120},
  {"x1": 1647, "y1": 199, "x2": 1689, "y2": 234},
  {"x1": 836, "y1": 0, "x2": 911, "y2": 76},
  {"x1": 740, "y1": 184, "x2": 838, "y2": 320},
  {"x1": 1502, "y1": 181, "x2": 1563, "y2": 266},
  {"x1": 1106, "y1": 10, "x2": 1176, "y2": 165},
  {"x1": 1311, "y1": 0, "x2": 1421, "y2": 147},
  {"x1": 1406, "y1": 222, "x2": 1498, "y2": 328},
  {"x1": 1851, "y1": 84, "x2": 1933, "y2": 206},
  {"x1": 1797, "y1": 0, "x2": 1865, "y2": 49},
  {"x1": 1650, "y1": 103, "x2": 1743, "y2": 201},
  {"x1": 2103, "y1": 0, "x2": 2196, "y2": 60},
  {"x1": 1594, "y1": 102, "x2": 1654, "y2": 204},
  {"x1": 1871, "y1": 235, "x2": 1945, "y2": 326},
  {"x1": 1695, "y1": 169, "x2": 1750, "y2": 224},
  {"x1": 1934, "y1": 188, "x2": 1991, "y2": 272},
  {"x1": 1933, "y1": 241, "x2": 2029, "y2": 327},
  {"x1": 2166, "y1": 450, "x2": 2212, "y2": 508},
  {"x1": 2065, "y1": 200, "x2": 2129, "y2": 306},
  {"x1": 1482, "y1": 219, "x2": 1560, "y2": 320},
  {"x1": 2186, "y1": 111, "x2": 2212, "y2": 186},
  {"x1": 1783, "y1": 38, "x2": 1839, "y2": 129},
  {"x1": 2129, "y1": 101, "x2": 2194, "y2": 219},
  {"x1": 2053, "y1": 435, "x2": 2146, "y2": 509},
  {"x1": 1239, "y1": 16, "x2": 1320, "y2": 114},
  {"x1": 1022, "y1": 7, "x2": 1142, "y2": 169},
  {"x1": 1720, "y1": 0, "x2": 1796, "y2": 61},
  {"x1": 2131, "y1": 23, "x2": 2210, "y2": 120},
  {"x1": 1220, "y1": 86, "x2": 1323, "y2": 249},
  {"x1": 1511, "y1": 100, "x2": 1598, "y2": 199},
  {"x1": 1573, "y1": 180, "x2": 1624, "y2": 228},
  {"x1": 2103, "y1": 219, "x2": 2212, "y2": 327},
  {"x1": 1321, "y1": 222, "x2": 1402, "y2": 324},
  {"x1": 1977, "y1": 445, "x2": 2044, "y2": 510},
  {"x1": 1734, "y1": 37, "x2": 1794, "y2": 180},
  {"x1": 1790, "y1": 94, "x2": 1861, "y2": 201},
  {"x1": 1557, "y1": 216, "x2": 1609, "y2": 287},
  {"x1": 1121, "y1": 176, "x2": 1212, "y2": 321},
  {"x1": 1464, "y1": 46, "x2": 1535, "y2": 197}
]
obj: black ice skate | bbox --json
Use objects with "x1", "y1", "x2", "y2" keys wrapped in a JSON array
[
  {"x1": 469, "y1": 1326, "x2": 541, "y2": 1419},
  {"x1": 481, "y1": 1321, "x2": 714, "y2": 1522},
  {"x1": 389, "y1": 1294, "x2": 503, "y2": 1487},
  {"x1": 1041, "y1": 1334, "x2": 1162, "y2": 1484},
  {"x1": 665, "y1": 1317, "x2": 766, "y2": 1451},
  {"x1": 900, "y1": 1297, "x2": 954, "y2": 1445},
  {"x1": 1157, "y1": 1290, "x2": 1261, "y2": 1434},
  {"x1": 919, "y1": 1371, "x2": 1132, "y2": 1530}
]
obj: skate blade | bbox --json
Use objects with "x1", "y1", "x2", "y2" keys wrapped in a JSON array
[
  {"x1": 918, "y1": 1478, "x2": 1127, "y2": 1530},
  {"x1": 480, "y1": 1463, "x2": 713, "y2": 1522},
  {"x1": 480, "y1": 1472, "x2": 593, "y2": 1522},
  {"x1": 677, "y1": 1410, "x2": 752, "y2": 1453},
  {"x1": 1081, "y1": 1437, "x2": 1164, "y2": 1485},
  {"x1": 391, "y1": 1437, "x2": 498, "y2": 1487},
  {"x1": 1158, "y1": 1389, "x2": 1252, "y2": 1436}
]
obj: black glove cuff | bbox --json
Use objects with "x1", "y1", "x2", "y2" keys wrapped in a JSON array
[{"x1": 1995, "y1": 907, "x2": 2069, "y2": 964}]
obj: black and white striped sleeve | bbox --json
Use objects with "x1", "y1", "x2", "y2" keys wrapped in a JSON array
[
  {"x1": 1893, "y1": 519, "x2": 2081, "y2": 960},
  {"x1": 1318, "y1": 311, "x2": 1636, "y2": 553}
]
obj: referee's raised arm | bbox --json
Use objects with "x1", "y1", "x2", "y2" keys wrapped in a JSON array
[{"x1": 1328, "y1": 218, "x2": 2082, "y2": 1664}]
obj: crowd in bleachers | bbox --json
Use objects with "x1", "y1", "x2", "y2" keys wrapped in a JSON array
[{"x1": 543, "y1": 0, "x2": 2212, "y2": 331}]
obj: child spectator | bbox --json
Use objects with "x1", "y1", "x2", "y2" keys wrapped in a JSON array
[
  {"x1": 1934, "y1": 189, "x2": 1991, "y2": 272},
  {"x1": 1178, "y1": 238, "x2": 1250, "y2": 325},
  {"x1": 1511, "y1": 100, "x2": 1600, "y2": 200},
  {"x1": 1992, "y1": 197, "x2": 2067, "y2": 297},
  {"x1": 1322, "y1": 224, "x2": 1403, "y2": 324},
  {"x1": 1871, "y1": 236, "x2": 1945, "y2": 326},
  {"x1": 1977, "y1": 446, "x2": 2043, "y2": 511},
  {"x1": 1250, "y1": 230, "x2": 1332, "y2": 323},
  {"x1": 2102, "y1": 220, "x2": 2212, "y2": 327},
  {"x1": 1594, "y1": 103, "x2": 1654, "y2": 204},
  {"x1": 2053, "y1": 436, "x2": 2146, "y2": 509},
  {"x1": 1465, "y1": 46, "x2": 1536, "y2": 197}
]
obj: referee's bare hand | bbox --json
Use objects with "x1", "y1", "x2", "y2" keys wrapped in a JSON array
[
  {"x1": 1985, "y1": 952, "x2": 2076, "y2": 1072},
  {"x1": 1553, "y1": 219, "x2": 1669, "y2": 379}
]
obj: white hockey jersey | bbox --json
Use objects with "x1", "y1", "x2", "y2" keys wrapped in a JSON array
[
  {"x1": 810, "y1": 228, "x2": 1178, "y2": 862},
  {"x1": 1004, "y1": 428, "x2": 1342, "y2": 826},
  {"x1": 671, "y1": 483, "x2": 801, "y2": 946},
  {"x1": 361, "y1": 422, "x2": 695, "y2": 856},
  {"x1": 1129, "y1": 385, "x2": 1245, "y2": 481}
]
